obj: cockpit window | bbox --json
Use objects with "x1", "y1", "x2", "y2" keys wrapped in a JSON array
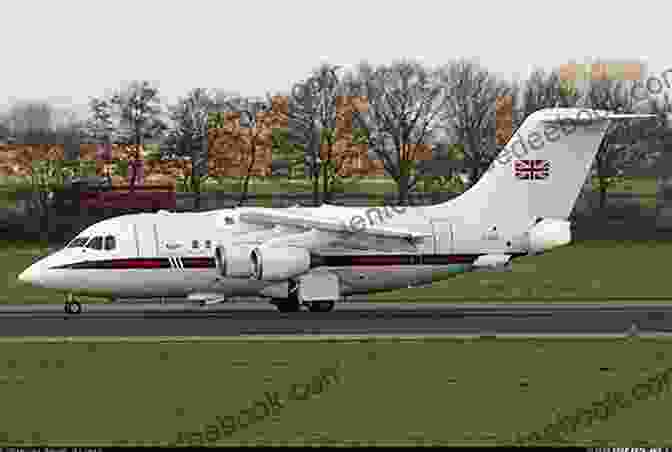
[
  {"x1": 224, "y1": 216, "x2": 234, "y2": 225},
  {"x1": 86, "y1": 236, "x2": 103, "y2": 250},
  {"x1": 104, "y1": 235, "x2": 116, "y2": 251},
  {"x1": 67, "y1": 237, "x2": 89, "y2": 248}
]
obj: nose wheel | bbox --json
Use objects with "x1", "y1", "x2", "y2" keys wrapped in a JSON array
[{"x1": 64, "y1": 294, "x2": 82, "y2": 314}]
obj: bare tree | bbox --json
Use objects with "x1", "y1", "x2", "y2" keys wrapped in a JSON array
[
  {"x1": 57, "y1": 118, "x2": 84, "y2": 162},
  {"x1": 345, "y1": 60, "x2": 451, "y2": 205},
  {"x1": 583, "y1": 76, "x2": 659, "y2": 209},
  {"x1": 8, "y1": 101, "x2": 54, "y2": 145},
  {"x1": 520, "y1": 68, "x2": 581, "y2": 118},
  {"x1": 85, "y1": 97, "x2": 115, "y2": 145},
  {"x1": 110, "y1": 81, "x2": 168, "y2": 189},
  {"x1": 438, "y1": 59, "x2": 512, "y2": 187},
  {"x1": 285, "y1": 84, "x2": 322, "y2": 206},
  {"x1": 282, "y1": 64, "x2": 348, "y2": 204},
  {"x1": 638, "y1": 93, "x2": 672, "y2": 155},
  {"x1": 167, "y1": 88, "x2": 214, "y2": 209},
  {"x1": 311, "y1": 65, "x2": 342, "y2": 201},
  {"x1": 0, "y1": 113, "x2": 10, "y2": 142}
]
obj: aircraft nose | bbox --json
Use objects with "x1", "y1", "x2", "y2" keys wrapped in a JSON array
[{"x1": 18, "y1": 262, "x2": 43, "y2": 286}]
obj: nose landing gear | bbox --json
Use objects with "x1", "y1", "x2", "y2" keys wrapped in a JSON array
[{"x1": 64, "y1": 293, "x2": 82, "y2": 314}]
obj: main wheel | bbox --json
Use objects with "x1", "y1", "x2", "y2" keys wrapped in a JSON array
[
  {"x1": 66, "y1": 301, "x2": 82, "y2": 314},
  {"x1": 276, "y1": 300, "x2": 301, "y2": 312},
  {"x1": 308, "y1": 300, "x2": 335, "y2": 312},
  {"x1": 63, "y1": 293, "x2": 82, "y2": 314}
]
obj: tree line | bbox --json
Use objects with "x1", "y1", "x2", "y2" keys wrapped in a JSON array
[{"x1": 2, "y1": 58, "x2": 672, "y2": 210}]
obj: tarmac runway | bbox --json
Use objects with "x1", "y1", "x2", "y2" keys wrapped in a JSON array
[{"x1": 0, "y1": 301, "x2": 671, "y2": 336}]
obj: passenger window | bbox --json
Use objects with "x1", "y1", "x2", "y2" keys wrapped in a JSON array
[
  {"x1": 205, "y1": 240, "x2": 212, "y2": 248},
  {"x1": 104, "y1": 235, "x2": 116, "y2": 251},
  {"x1": 192, "y1": 240, "x2": 199, "y2": 249},
  {"x1": 87, "y1": 236, "x2": 103, "y2": 250}
]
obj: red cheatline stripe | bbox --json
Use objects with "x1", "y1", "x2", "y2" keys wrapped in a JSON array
[
  {"x1": 51, "y1": 254, "x2": 512, "y2": 270},
  {"x1": 109, "y1": 259, "x2": 165, "y2": 268},
  {"x1": 350, "y1": 256, "x2": 410, "y2": 265}
]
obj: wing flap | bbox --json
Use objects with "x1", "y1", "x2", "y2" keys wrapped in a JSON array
[{"x1": 238, "y1": 208, "x2": 432, "y2": 242}]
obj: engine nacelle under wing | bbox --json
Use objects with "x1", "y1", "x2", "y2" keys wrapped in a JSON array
[
  {"x1": 250, "y1": 246, "x2": 310, "y2": 281},
  {"x1": 214, "y1": 244, "x2": 255, "y2": 278}
]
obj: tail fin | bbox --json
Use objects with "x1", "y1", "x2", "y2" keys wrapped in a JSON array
[{"x1": 427, "y1": 108, "x2": 655, "y2": 228}]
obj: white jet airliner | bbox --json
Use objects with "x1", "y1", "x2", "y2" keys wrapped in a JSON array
[{"x1": 18, "y1": 108, "x2": 657, "y2": 313}]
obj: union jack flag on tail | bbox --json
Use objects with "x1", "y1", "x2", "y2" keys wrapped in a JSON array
[{"x1": 514, "y1": 159, "x2": 550, "y2": 180}]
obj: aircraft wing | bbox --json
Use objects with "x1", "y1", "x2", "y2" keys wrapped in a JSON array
[{"x1": 237, "y1": 208, "x2": 432, "y2": 243}]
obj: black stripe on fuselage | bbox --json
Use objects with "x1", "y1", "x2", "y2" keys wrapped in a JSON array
[
  {"x1": 50, "y1": 257, "x2": 213, "y2": 270},
  {"x1": 49, "y1": 253, "x2": 527, "y2": 270},
  {"x1": 310, "y1": 254, "x2": 482, "y2": 266}
]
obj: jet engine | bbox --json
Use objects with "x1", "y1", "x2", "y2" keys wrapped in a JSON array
[
  {"x1": 250, "y1": 246, "x2": 310, "y2": 281},
  {"x1": 214, "y1": 244, "x2": 255, "y2": 278},
  {"x1": 527, "y1": 218, "x2": 571, "y2": 254}
]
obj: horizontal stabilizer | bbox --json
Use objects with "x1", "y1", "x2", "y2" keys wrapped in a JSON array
[{"x1": 537, "y1": 108, "x2": 657, "y2": 124}]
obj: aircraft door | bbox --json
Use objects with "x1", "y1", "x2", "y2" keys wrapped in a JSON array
[
  {"x1": 431, "y1": 220, "x2": 453, "y2": 254},
  {"x1": 133, "y1": 221, "x2": 159, "y2": 257},
  {"x1": 451, "y1": 223, "x2": 508, "y2": 254}
]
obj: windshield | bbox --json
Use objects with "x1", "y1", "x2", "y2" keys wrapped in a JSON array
[
  {"x1": 66, "y1": 237, "x2": 89, "y2": 248},
  {"x1": 86, "y1": 236, "x2": 103, "y2": 250}
]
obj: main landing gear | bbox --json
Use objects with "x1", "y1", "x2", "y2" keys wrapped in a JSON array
[
  {"x1": 307, "y1": 300, "x2": 335, "y2": 312},
  {"x1": 64, "y1": 293, "x2": 82, "y2": 314},
  {"x1": 273, "y1": 299, "x2": 335, "y2": 313},
  {"x1": 275, "y1": 298, "x2": 301, "y2": 313},
  {"x1": 271, "y1": 280, "x2": 336, "y2": 313}
]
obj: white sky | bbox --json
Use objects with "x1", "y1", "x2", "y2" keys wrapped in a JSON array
[{"x1": 1, "y1": 0, "x2": 669, "y2": 122}]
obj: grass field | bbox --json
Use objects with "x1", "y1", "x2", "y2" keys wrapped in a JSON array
[
  {"x1": 0, "y1": 336, "x2": 669, "y2": 446},
  {"x1": 191, "y1": 175, "x2": 660, "y2": 197},
  {"x1": 2, "y1": 239, "x2": 672, "y2": 304},
  {"x1": 365, "y1": 240, "x2": 672, "y2": 302},
  {"x1": 604, "y1": 176, "x2": 658, "y2": 197},
  {"x1": 0, "y1": 175, "x2": 659, "y2": 214}
]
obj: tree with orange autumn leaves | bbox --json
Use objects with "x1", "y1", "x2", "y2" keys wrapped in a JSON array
[
  {"x1": 495, "y1": 95, "x2": 514, "y2": 146},
  {"x1": 206, "y1": 93, "x2": 377, "y2": 206},
  {"x1": 0, "y1": 143, "x2": 181, "y2": 192},
  {"x1": 207, "y1": 95, "x2": 290, "y2": 205},
  {"x1": 321, "y1": 94, "x2": 376, "y2": 176},
  {"x1": 0, "y1": 144, "x2": 71, "y2": 231},
  {"x1": 286, "y1": 64, "x2": 379, "y2": 204}
]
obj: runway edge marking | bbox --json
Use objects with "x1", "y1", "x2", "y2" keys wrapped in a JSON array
[{"x1": 2, "y1": 334, "x2": 672, "y2": 343}]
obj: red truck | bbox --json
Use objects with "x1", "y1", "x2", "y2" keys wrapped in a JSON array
[
  {"x1": 79, "y1": 186, "x2": 176, "y2": 210},
  {"x1": 61, "y1": 176, "x2": 176, "y2": 211}
]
